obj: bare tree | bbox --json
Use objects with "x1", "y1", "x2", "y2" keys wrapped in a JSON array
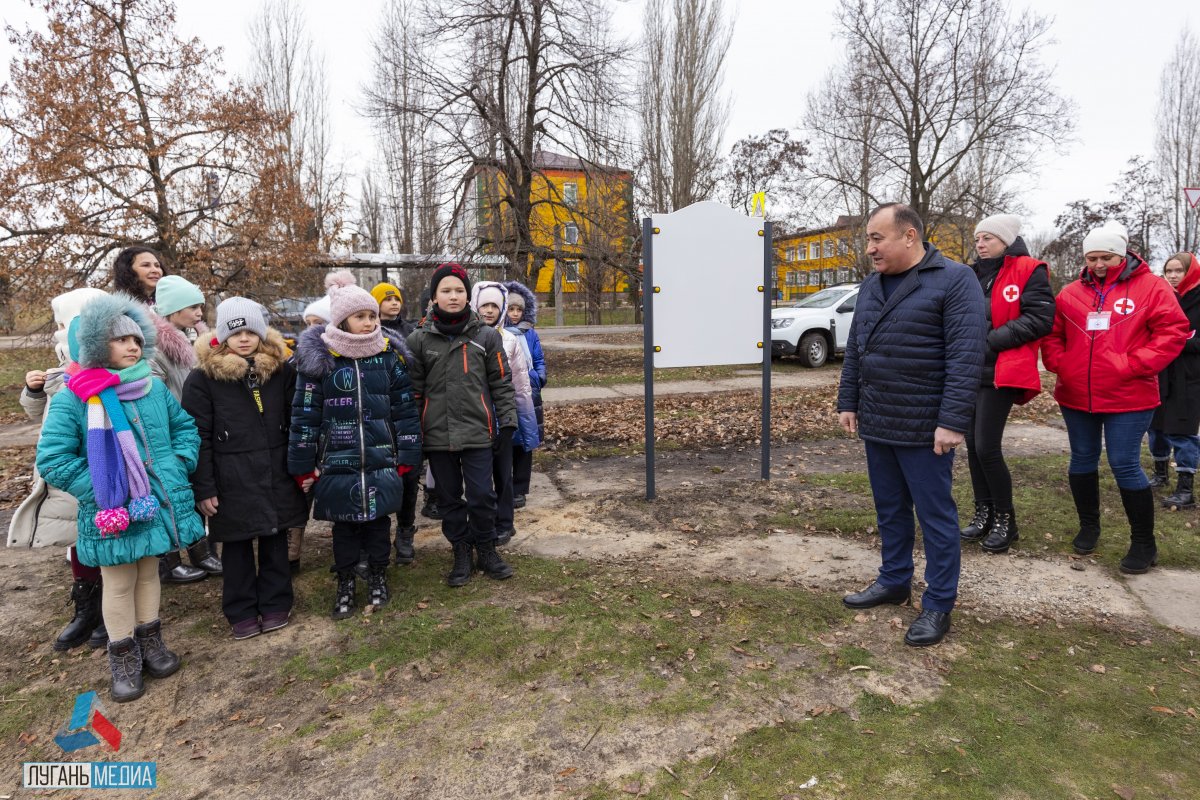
[
  {"x1": 1155, "y1": 27, "x2": 1200, "y2": 255},
  {"x1": 248, "y1": 0, "x2": 344, "y2": 249},
  {"x1": 357, "y1": 172, "x2": 386, "y2": 252},
  {"x1": 366, "y1": 0, "x2": 628, "y2": 285},
  {"x1": 0, "y1": 0, "x2": 320, "y2": 313},
  {"x1": 720, "y1": 129, "x2": 809, "y2": 217},
  {"x1": 810, "y1": 0, "x2": 1073, "y2": 234},
  {"x1": 640, "y1": 0, "x2": 733, "y2": 214}
]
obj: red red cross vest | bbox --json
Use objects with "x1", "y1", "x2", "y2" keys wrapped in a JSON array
[{"x1": 991, "y1": 255, "x2": 1045, "y2": 404}]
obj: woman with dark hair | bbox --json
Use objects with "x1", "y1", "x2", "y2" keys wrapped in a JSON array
[
  {"x1": 110, "y1": 246, "x2": 212, "y2": 583},
  {"x1": 1148, "y1": 252, "x2": 1200, "y2": 509},
  {"x1": 112, "y1": 247, "x2": 165, "y2": 304}
]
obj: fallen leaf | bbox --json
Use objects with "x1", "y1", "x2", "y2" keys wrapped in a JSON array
[
  {"x1": 1150, "y1": 706, "x2": 1176, "y2": 716},
  {"x1": 1112, "y1": 784, "x2": 1135, "y2": 800},
  {"x1": 558, "y1": 767, "x2": 577, "y2": 777},
  {"x1": 1090, "y1": 664, "x2": 1107, "y2": 674},
  {"x1": 689, "y1": 609, "x2": 702, "y2": 618}
]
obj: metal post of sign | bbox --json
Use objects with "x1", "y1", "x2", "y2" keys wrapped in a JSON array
[
  {"x1": 761, "y1": 220, "x2": 773, "y2": 481},
  {"x1": 643, "y1": 217, "x2": 656, "y2": 501}
]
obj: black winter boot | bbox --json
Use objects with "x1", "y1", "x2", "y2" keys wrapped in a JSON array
[
  {"x1": 446, "y1": 541, "x2": 474, "y2": 587},
  {"x1": 159, "y1": 551, "x2": 206, "y2": 584},
  {"x1": 134, "y1": 619, "x2": 180, "y2": 679},
  {"x1": 367, "y1": 565, "x2": 390, "y2": 607},
  {"x1": 475, "y1": 540, "x2": 514, "y2": 580},
  {"x1": 1162, "y1": 472, "x2": 1195, "y2": 510},
  {"x1": 1119, "y1": 486, "x2": 1158, "y2": 574},
  {"x1": 960, "y1": 500, "x2": 993, "y2": 542},
  {"x1": 394, "y1": 525, "x2": 416, "y2": 565},
  {"x1": 107, "y1": 637, "x2": 144, "y2": 703},
  {"x1": 1148, "y1": 458, "x2": 1170, "y2": 489},
  {"x1": 187, "y1": 537, "x2": 223, "y2": 576},
  {"x1": 88, "y1": 618, "x2": 109, "y2": 649},
  {"x1": 54, "y1": 579, "x2": 103, "y2": 651},
  {"x1": 332, "y1": 571, "x2": 357, "y2": 619},
  {"x1": 981, "y1": 508, "x2": 1019, "y2": 554},
  {"x1": 1069, "y1": 472, "x2": 1102, "y2": 555},
  {"x1": 421, "y1": 488, "x2": 443, "y2": 520}
]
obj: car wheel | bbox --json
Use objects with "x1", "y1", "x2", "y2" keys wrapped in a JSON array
[{"x1": 798, "y1": 332, "x2": 828, "y2": 368}]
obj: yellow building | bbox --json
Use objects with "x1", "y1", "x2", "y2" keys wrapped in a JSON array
[
  {"x1": 454, "y1": 151, "x2": 635, "y2": 294},
  {"x1": 773, "y1": 217, "x2": 862, "y2": 302},
  {"x1": 774, "y1": 215, "x2": 970, "y2": 301}
]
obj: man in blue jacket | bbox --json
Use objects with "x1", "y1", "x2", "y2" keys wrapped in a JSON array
[{"x1": 837, "y1": 204, "x2": 986, "y2": 646}]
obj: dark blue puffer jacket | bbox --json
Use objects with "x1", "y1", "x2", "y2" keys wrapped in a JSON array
[
  {"x1": 288, "y1": 326, "x2": 422, "y2": 523},
  {"x1": 837, "y1": 244, "x2": 987, "y2": 446}
]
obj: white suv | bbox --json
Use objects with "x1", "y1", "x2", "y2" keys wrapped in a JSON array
[{"x1": 770, "y1": 284, "x2": 860, "y2": 367}]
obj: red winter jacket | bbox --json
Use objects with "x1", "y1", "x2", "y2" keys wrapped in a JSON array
[{"x1": 1042, "y1": 254, "x2": 1189, "y2": 413}]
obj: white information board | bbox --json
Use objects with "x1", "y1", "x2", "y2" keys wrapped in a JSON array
[{"x1": 650, "y1": 202, "x2": 765, "y2": 368}]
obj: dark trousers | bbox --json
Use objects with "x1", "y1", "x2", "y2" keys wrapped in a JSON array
[
  {"x1": 965, "y1": 386, "x2": 1019, "y2": 509},
  {"x1": 221, "y1": 533, "x2": 293, "y2": 625},
  {"x1": 427, "y1": 448, "x2": 496, "y2": 545},
  {"x1": 512, "y1": 446, "x2": 533, "y2": 496},
  {"x1": 492, "y1": 432, "x2": 515, "y2": 534},
  {"x1": 864, "y1": 440, "x2": 961, "y2": 613},
  {"x1": 396, "y1": 467, "x2": 420, "y2": 530},
  {"x1": 332, "y1": 517, "x2": 391, "y2": 573}
]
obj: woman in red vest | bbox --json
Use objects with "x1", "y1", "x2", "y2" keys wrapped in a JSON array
[
  {"x1": 960, "y1": 215, "x2": 1055, "y2": 553},
  {"x1": 1042, "y1": 223, "x2": 1189, "y2": 574},
  {"x1": 1147, "y1": 252, "x2": 1200, "y2": 509}
]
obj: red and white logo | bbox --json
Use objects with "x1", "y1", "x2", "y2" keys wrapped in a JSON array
[
  {"x1": 1002, "y1": 284, "x2": 1020, "y2": 303},
  {"x1": 1113, "y1": 298, "x2": 1136, "y2": 315}
]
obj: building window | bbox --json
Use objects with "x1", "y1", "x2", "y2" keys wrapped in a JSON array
[
  {"x1": 562, "y1": 182, "x2": 578, "y2": 207},
  {"x1": 784, "y1": 271, "x2": 794, "y2": 286},
  {"x1": 796, "y1": 271, "x2": 808, "y2": 286},
  {"x1": 824, "y1": 240, "x2": 835, "y2": 258},
  {"x1": 561, "y1": 259, "x2": 580, "y2": 283},
  {"x1": 809, "y1": 242, "x2": 820, "y2": 260},
  {"x1": 823, "y1": 269, "x2": 835, "y2": 284},
  {"x1": 798, "y1": 245, "x2": 806, "y2": 261},
  {"x1": 838, "y1": 268, "x2": 850, "y2": 283},
  {"x1": 563, "y1": 223, "x2": 579, "y2": 245},
  {"x1": 838, "y1": 238, "x2": 849, "y2": 256}
]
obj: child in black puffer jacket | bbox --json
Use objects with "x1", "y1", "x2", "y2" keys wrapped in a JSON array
[{"x1": 289, "y1": 272, "x2": 422, "y2": 619}]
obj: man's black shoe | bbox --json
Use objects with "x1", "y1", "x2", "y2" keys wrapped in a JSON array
[
  {"x1": 904, "y1": 609, "x2": 951, "y2": 647},
  {"x1": 842, "y1": 581, "x2": 911, "y2": 609}
]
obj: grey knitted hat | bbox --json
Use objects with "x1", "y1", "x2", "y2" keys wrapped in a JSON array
[
  {"x1": 110, "y1": 315, "x2": 145, "y2": 344},
  {"x1": 215, "y1": 296, "x2": 268, "y2": 344}
]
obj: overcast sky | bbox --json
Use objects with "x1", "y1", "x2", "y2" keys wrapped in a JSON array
[{"x1": 2, "y1": 0, "x2": 1196, "y2": 245}]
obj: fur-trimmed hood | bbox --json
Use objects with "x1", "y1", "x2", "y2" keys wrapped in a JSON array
[
  {"x1": 73, "y1": 292, "x2": 157, "y2": 368},
  {"x1": 153, "y1": 314, "x2": 197, "y2": 369},
  {"x1": 503, "y1": 280, "x2": 538, "y2": 326},
  {"x1": 195, "y1": 328, "x2": 290, "y2": 382},
  {"x1": 293, "y1": 324, "x2": 414, "y2": 379}
]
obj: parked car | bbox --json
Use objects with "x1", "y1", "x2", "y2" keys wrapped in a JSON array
[{"x1": 770, "y1": 283, "x2": 860, "y2": 367}]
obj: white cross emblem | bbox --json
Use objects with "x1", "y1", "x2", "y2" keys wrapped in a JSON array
[
  {"x1": 1002, "y1": 284, "x2": 1020, "y2": 303},
  {"x1": 1113, "y1": 298, "x2": 1136, "y2": 315}
]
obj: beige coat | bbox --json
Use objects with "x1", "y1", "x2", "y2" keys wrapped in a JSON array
[{"x1": 7, "y1": 370, "x2": 79, "y2": 548}]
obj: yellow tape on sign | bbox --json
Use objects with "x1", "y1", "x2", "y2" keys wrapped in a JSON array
[{"x1": 751, "y1": 192, "x2": 766, "y2": 217}]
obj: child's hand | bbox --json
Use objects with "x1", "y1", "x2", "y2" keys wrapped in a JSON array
[
  {"x1": 197, "y1": 497, "x2": 219, "y2": 517},
  {"x1": 24, "y1": 370, "x2": 47, "y2": 392},
  {"x1": 294, "y1": 469, "x2": 320, "y2": 493}
]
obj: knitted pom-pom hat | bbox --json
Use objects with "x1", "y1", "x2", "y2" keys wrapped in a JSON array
[
  {"x1": 430, "y1": 262, "x2": 471, "y2": 298},
  {"x1": 325, "y1": 269, "x2": 379, "y2": 327}
]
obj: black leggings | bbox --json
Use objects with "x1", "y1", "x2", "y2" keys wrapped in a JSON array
[{"x1": 965, "y1": 386, "x2": 1019, "y2": 510}]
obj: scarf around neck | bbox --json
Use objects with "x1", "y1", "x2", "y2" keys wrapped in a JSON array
[
  {"x1": 431, "y1": 304, "x2": 470, "y2": 337},
  {"x1": 68, "y1": 360, "x2": 158, "y2": 536},
  {"x1": 321, "y1": 325, "x2": 386, "y2": 359}
]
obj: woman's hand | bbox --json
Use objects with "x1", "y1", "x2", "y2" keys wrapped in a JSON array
[{"x1": 197, "y1": 497, "x2": 219, "y2": 517}]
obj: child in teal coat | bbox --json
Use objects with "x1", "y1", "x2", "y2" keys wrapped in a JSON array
[{"x1": 37, "y1": 293, "x2": 204, "y2": 703}]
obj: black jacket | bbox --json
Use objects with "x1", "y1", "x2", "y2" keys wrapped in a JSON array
[
  {"x1": 837, "y1": 244, "x2": 987, "y2": 446},
  {"x1": 1153, "y1": 283, "x2": 1200, "y2": 435},
  {"x1": 181, "y1": 330, "x2": 309, "y2": 542},
  {"x1": 972, "y1": 237, "x2": 1056, "y2": 387},
  {"x1": 288, "y1": 326, "x2": 422, "y2": 523}
]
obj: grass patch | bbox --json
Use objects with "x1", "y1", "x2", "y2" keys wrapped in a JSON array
[{"x1": 589, "y1": 617, "x2": 1200, "y2": 799}]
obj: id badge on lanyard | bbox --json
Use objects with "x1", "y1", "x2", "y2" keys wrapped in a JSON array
[{"x1": 1087, "y1": 311, "x2": 1111, "y2": 331}]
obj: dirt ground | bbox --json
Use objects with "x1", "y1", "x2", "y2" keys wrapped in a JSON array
[{"x1": 4, "y1": 418, "x2": 1199, "y2": 798}]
